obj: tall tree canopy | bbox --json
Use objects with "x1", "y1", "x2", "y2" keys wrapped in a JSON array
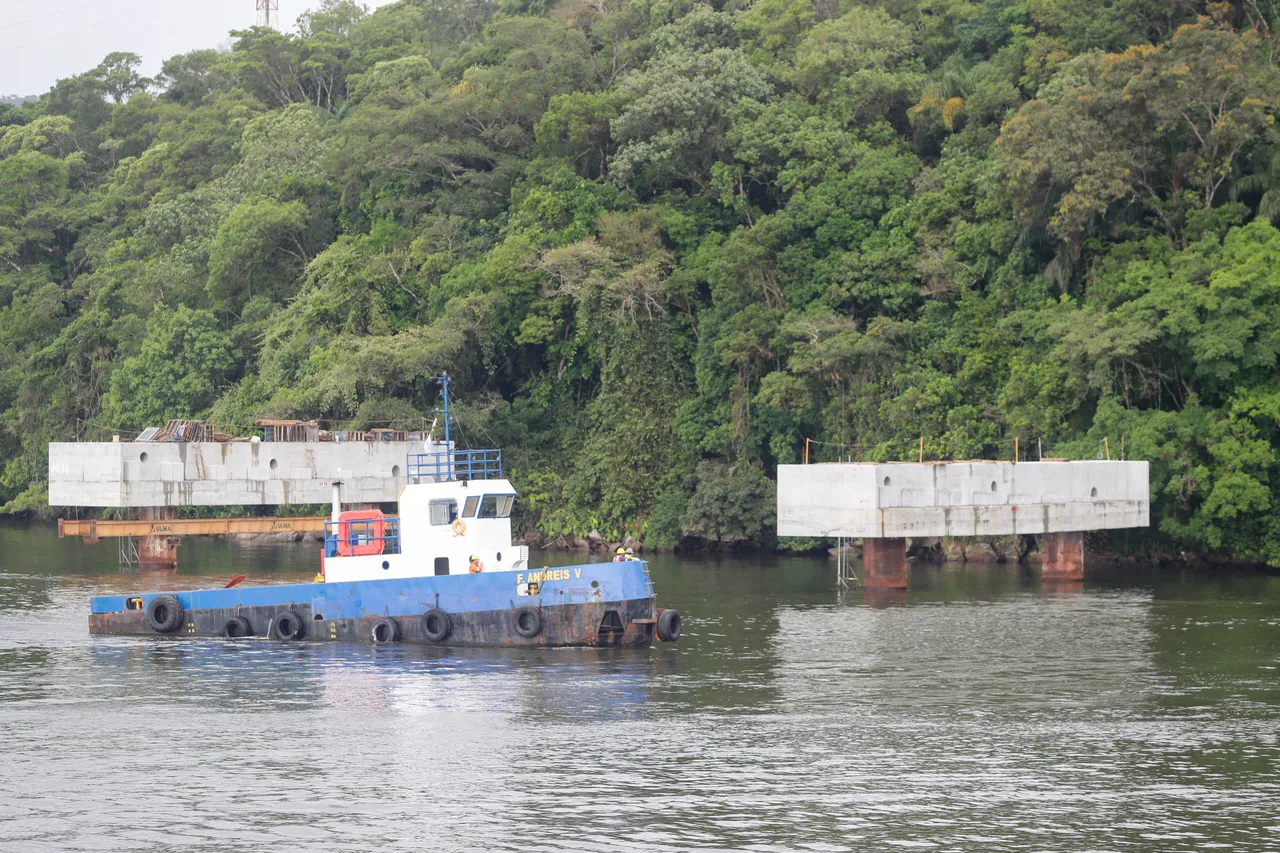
[{"x1": 3, "y1": 0, "x2": 1280, "y2": 563}]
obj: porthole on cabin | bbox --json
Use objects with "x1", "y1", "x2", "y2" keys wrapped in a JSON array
[
  {"x1": 496, "y1": 551, "x2": 502, "y2": 562},
  {"x1": 382, "y1": 560, "x2": 390, "y2": 570},
  {"x1": 990, "y1": 481, "x2": 997, "y2": 492},
  {"x1": 139, "y1": 452, "x2": 148, "y2": 463},
  {"x1": 883, "y1": 476, "x2": 891, "y2": 486},
  {"x1": 1091, "y1": 487, "x2": 1098, "y2": 498},
  {"x1": 269, "y1": 458, "x2": 278, "y2": 470},
  {"x1": 392, "y1": 464, "x2": 401, "y2": 478}
]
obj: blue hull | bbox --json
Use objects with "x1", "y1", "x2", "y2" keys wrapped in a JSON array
[{"x1": 89, "y1": 560, "x2": 663, "y2": 647}]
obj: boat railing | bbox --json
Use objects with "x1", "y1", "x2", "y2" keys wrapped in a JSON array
[
  {"x1": 406, "y1": 449, "x2": 503, "y2": 483},
  {"x1": 324, "y1": 518, "x2": 401, "y2": 558}
]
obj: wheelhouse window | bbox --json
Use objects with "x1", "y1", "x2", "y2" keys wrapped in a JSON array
[
  {"x1": 477, "y1": 494, "x2": 515, "y2": 518},
  {"x1": 428, "y1": 499, "x2": 458, "y2": 526},
  {"x1": 461, "y1": 496, "x2": 480, "y2": 518}
]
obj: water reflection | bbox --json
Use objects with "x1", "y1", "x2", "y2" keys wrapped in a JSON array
[
  {"x1": 0, "y1": 519, "x2": 1278, "y2": 851},
  {"x1": 861, "y1": 588, "x2": 908, "y2": 608}
]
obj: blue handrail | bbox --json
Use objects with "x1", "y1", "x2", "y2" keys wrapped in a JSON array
[
  {"x1": 324, "y1": 518, "x2": 401, "y2": 558},
  {"x1": 406, "y1": 449, "x2": 503, "y2": 483}
]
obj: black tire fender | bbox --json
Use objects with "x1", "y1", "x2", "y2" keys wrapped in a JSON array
[
  {"x1": 371, "y1": 617, "x2": 401, "y2": 644},
  {"x1": 146, "y1": 595, "x2": 183, "y2": 633},
  {"x1": 513, "y1": 605, "x2": 542, "y2": 639},
  {"x1": 223, "y1": 615, "x2": 252, "y2": 638},
  {"x1": 272, "y1": 610, "x2": 305, "y2": 640},
  {"x1": 422, "y1": 608, "x2": 451, "y2": 643},
  {"x1": 657, "y1": 608, "x2": 682, "y2": 643}
]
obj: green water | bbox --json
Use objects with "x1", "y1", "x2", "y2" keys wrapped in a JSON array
[{"x1": 1, "y1": 519, "x2": 1278, "y2": 851}]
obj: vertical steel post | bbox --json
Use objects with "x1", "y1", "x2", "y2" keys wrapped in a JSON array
[
  {"x1": 439, "y1": 373, "x2": 451, "y2": 450},
  {"x1": 436, "y1": 373, "x2": 453, "y2": 481}
]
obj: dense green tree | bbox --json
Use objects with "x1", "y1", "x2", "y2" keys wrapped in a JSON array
[
  {"x1": 6, "y1": 0, "x2": 1280, "y2": 565},
  {"x1": 999, "y1": 21, "x2": 1278, "y2": 250},
  {"x1": 101, "y1": 306, "x2": 239, "y2": 428}
]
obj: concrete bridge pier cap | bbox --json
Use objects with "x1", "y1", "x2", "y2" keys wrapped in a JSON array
[
  {"x1": 48, "y1": 439, "x2": 440, "y2": 569},
  {"x1": 776, "y1": 460, "x2": 1149, "y2": 589}
]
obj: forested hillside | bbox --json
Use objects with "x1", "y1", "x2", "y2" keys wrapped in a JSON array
[{"x1": 4, "y1": 0, "x2": 1280, "y2": 560}]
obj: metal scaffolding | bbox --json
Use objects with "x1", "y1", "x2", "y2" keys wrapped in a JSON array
[{"x1": 835, "y1": 537, "x2": 861, "y2": 588}]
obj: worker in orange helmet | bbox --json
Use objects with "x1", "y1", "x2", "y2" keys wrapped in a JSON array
[{"x1": 468, "y1": 554, "x2": 483, "y2": 573}]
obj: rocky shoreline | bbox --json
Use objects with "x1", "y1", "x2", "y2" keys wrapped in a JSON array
[{"x1": 825, "y1": 534, "x2": 1231, "y2": 569}]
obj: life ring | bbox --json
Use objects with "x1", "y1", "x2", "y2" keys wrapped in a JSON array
[
  {"x1": 513, "y1": 606, "x2": 542, "y2": 639},
  {"x1": 451, "y1": 518, "x2": 467, "y2": 535},
  {"x1": 371, "y1": 617, "x2": 401, "y2": 644},
  {"x1": 657, "y1": 608, "x2": 682, "y2": 643},
  {"x1": 146, "y1": 595, "x2": 183, "y2": 633},
  {"x1": 223, "y1": 616, "x2": 252, "y2": 638},
  {"x1": 422, "y1": 608, "x2": 451, "y2": 642},
  {"x1": 272, "y1": 609, "x2": 305, "y2": 640}
]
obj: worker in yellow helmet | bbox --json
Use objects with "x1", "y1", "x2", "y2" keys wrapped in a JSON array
[
  {"x1": 613, "y1": 547, "x2": 626, "y2": 563},
  {"x1": 468, "y1": 554, "x2": 483, "y2": 573}
]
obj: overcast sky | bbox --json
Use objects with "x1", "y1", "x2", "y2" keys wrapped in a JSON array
[{"x1": 0, "y1": 0, "x2": 400, "y2": 97}]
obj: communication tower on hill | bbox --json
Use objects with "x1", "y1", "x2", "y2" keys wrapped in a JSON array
[{"x1": 256, "y1": 0, "x2": 279, "y2": 28}]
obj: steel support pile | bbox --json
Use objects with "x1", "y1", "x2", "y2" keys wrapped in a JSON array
[
  {"x1": 137, "y1": 507, "x2": 178, "y2": 570},
  {"x1": 862, "y1": 537, "x2": 908, "y2": 589},
  {"x1": 1040, "y1": 530, "x2": 1085, "y2": 582}
]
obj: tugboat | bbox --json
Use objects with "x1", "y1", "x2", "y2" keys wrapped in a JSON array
[{"x1": 87, "y1": 377, "x2": 682, "y2": 648}]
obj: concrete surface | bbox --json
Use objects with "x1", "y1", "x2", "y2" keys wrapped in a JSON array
[
  {"x1": 49, "y1": 440, "x2": 448, "y2": 507},
  {"x1": 777, "y1": 460, "x2": 1149, "y2": 538}
]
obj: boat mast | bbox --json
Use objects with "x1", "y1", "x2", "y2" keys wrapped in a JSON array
[{"x1": 436, "y1": 373, "x2": 451, "y2": 450}]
